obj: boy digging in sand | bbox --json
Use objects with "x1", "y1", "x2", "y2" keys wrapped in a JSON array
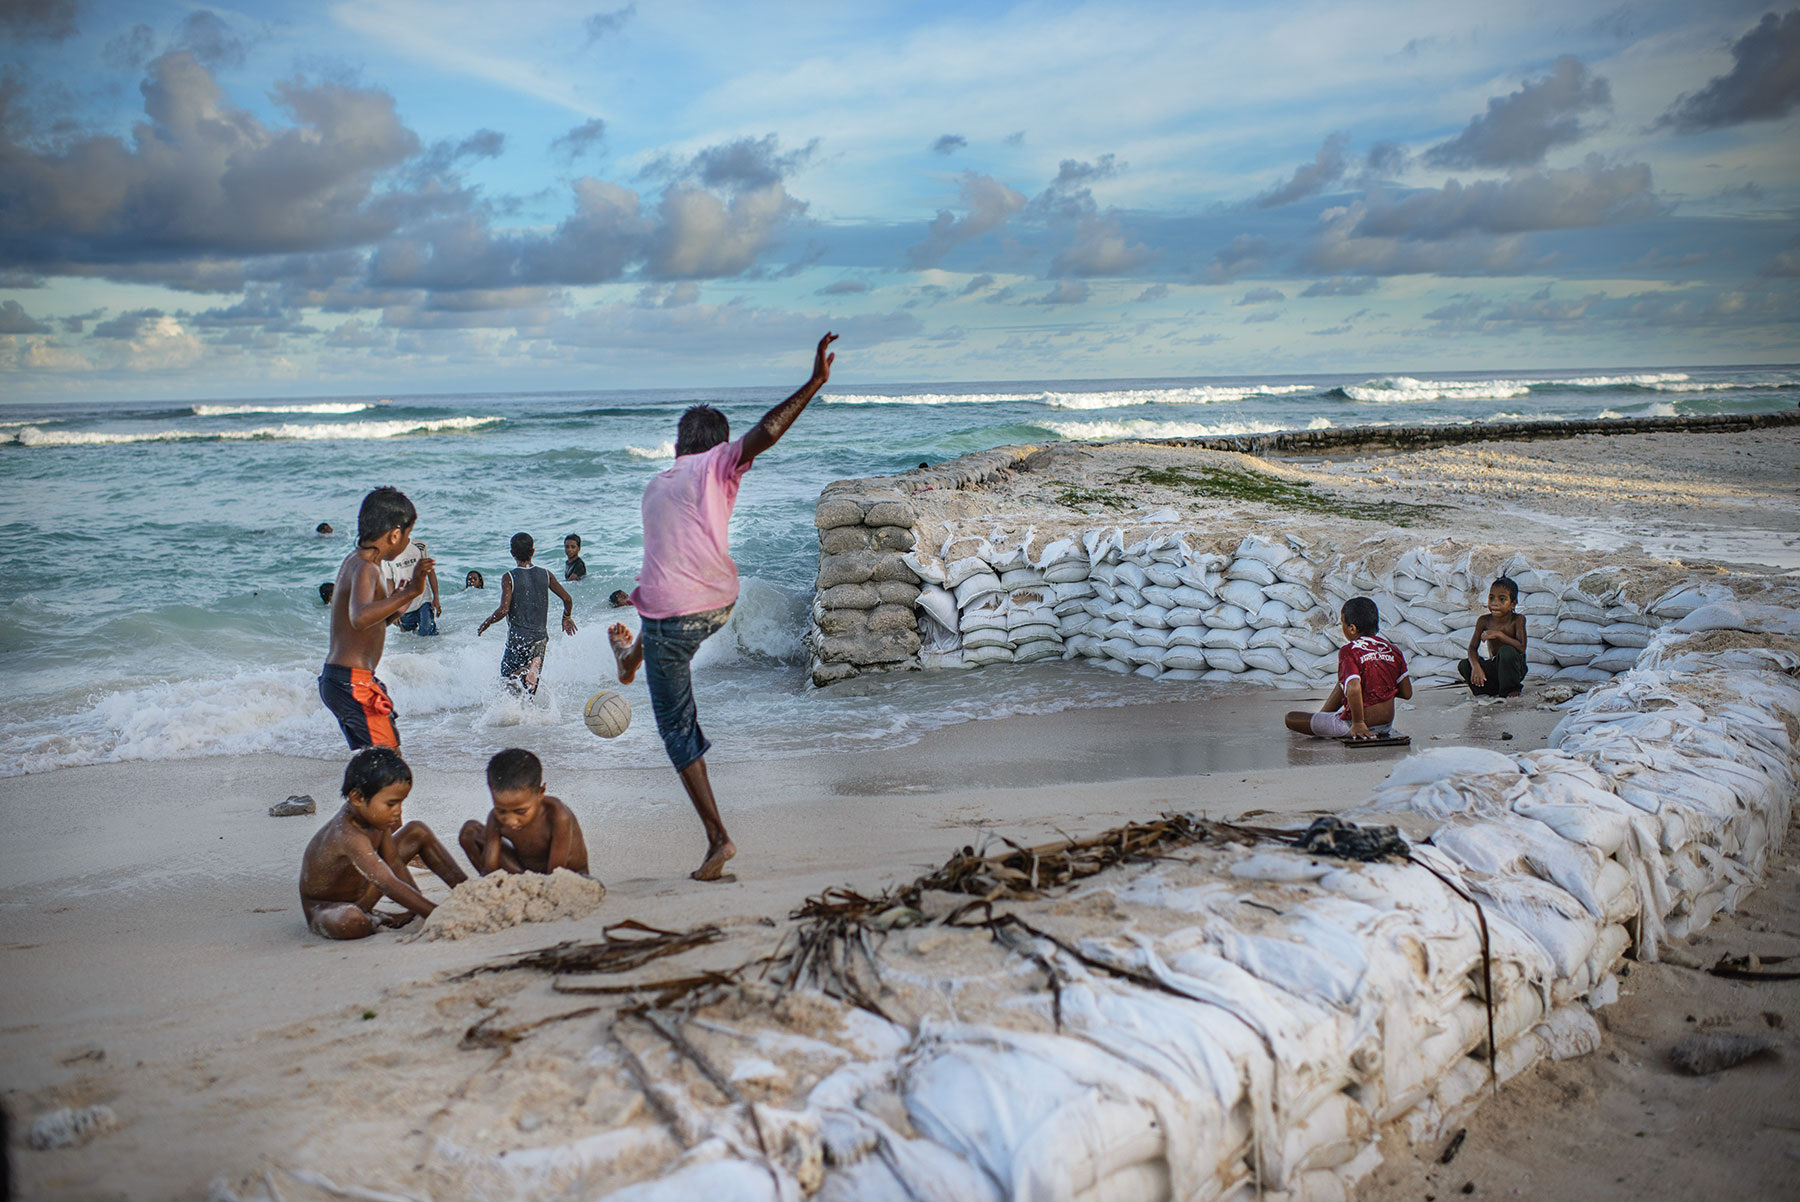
[
  {"x1": 459, "y1": 748, "x2": 590, "y2": 875},
  {"x1": 319, "y1": 487, "x2": 434, "y2": 749},
  {"x1": 1285, "y1": 596, "x2": 1413, "y2": 741},
  {"x1": 610, "y1": 331, "x2": 838, "y2": 881},
  {"x1": 1460, "y1": 575, "x2": 1529, "y2": 697},
  {"x1": 298, "y1": 747, "x2": 467, "y2": 939}
]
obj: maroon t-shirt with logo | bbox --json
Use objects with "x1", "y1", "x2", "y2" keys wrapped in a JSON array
[{"x1": 1337, "y1": 635, "x2": 1409, "y2": 714}]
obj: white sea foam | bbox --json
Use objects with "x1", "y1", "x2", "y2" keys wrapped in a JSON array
[
  {"x1": 191, "y1": 402, "x2": 374, "y2": 416},
  {"x1": 827, "y1": 391, "x2": 1045, "y2": 406},
  {"x1": 1598, "y1": 402, "x2": 1679, "y2": 419},
  {"x1": 1340, "y1": 377, "x2": 1532, "y2": 403},
  {"x1": 1044, "y1": 416, "x2": 1335, "y2": 441},
  {"x1": 830, "y1": 384, "x2": 1317, "y2": 410},
  {"x1": 1544, "y1": 372, "x2": 1690, "y2": 388},
  {"x1": 624, "y1": 440, "x2": 676, "y2": 460},
  {"x1": 4, "y1": 415, "x2": 500, "y2": 447}
]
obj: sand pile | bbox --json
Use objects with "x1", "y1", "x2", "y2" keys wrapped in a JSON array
[{"x1": 415, "y1": 869, "x2": 605, "y2": 941}]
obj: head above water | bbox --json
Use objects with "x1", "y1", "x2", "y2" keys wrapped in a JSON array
[
  {"x1": 676, "y1": 404, "x2": 729, "y2": 457},
  {"x1": 356, "y1": 487, "x2": 415, "y2": 547},
  {"x1": 487, "y1": 747, "x2": 543, "y2": 794},
  {"x1": 510, "y1": 532, "x2": 533, "y2": 562},
  {"x1": 342, "y1": 746, "x2": 412, "y2": 801},
  {"x1": 319, "y1": 582, "x2": 334, "y2": 604},
  {"x1": 316, "y1": 522, "x2": 333, "y2": 534},
  {"x1": 609, "y1": 589, "x2": 632, "y2": 608},
  {"x1": 1341, "y1": 596, "x2": 1380, "y2": 636},
  {"x1": 465, "y1": 570, "x2": 484, "y2": 589}
]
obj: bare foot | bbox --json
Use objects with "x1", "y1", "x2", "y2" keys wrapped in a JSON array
[
  {"x1": 691, "y1": 839, "x2": 737, "y2": 881},
  {"x1": 609, "y1": 623, "x2": 641, "y2": 684}
]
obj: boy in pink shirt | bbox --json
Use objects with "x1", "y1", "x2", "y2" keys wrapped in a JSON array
[{"x1": 611, "y1": 332, "x2": 837, "y2": 881}]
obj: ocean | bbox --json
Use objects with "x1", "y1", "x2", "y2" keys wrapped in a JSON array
[{"x1": 1, "y1": 365, "x2": 1794, "y2": 778}]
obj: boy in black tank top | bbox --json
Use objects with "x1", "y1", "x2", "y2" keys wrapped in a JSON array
[{"x1": 477, "y1": 532, "x2": 577, "y2": 694}]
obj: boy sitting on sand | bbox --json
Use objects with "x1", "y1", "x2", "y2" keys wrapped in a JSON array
[
  {"x1": 1459, "y1": 575, "x2": 1528, "y2": 697},
  {"x1": 1285, "y1": 596, "x2": 1413, "y2": 741},
  {"x1": 458, "y1": 748, "x2": 590, "y2": 875},
  {"x1": 298, "y1": 747, "x2": 467, "y2": 939}
]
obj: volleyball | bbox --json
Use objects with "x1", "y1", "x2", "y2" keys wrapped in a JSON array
[{"x1": 583, "y1": 690, "x2": 632, "y2": 738}]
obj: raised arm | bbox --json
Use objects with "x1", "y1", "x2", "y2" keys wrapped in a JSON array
[
  {"x1": 348, "y1": 556, "x2": 432, "y2": 631},
  {"x1": 739, "y1": 332, "x2": 836, "y2": 469}
]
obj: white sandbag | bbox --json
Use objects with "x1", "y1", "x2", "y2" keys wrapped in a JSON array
[
  {"x1": 1132, "y1": 627, "x2": 1174, "y2": 649},
  {"x1": 1144, "y1": 563, "x2": 1182, "y2": 589},
  {"x1": 1219, "y1": 579, "x2": 1266, "y2": 612},
  {"x1": 917, "y1": 585, "x2": 959, "y2": 631},
  {"x1": 1115, "y1": 585, "x2": 1145, "y2": 609},
  {"x1": 1404, "y1": 608, "x2": 1450, "y2": 635},
  {"x1": 1287, "y1": 630, "x2": 1337, "y2": 656},
  {"x1": 1600, "y1": 623, "x2": 1654, "y2": 647},
  {"x1": 999, "y1": 567, "x2": 1042, "y2": 589},
  {"x1": 1235, "y1": 536, "x2": 1295, "y2": 569},
  {"x1": 1545, "y1": 619, "x2": 1603, "y2": 644},
  {"x1": 1140, "y1": 585, "x2": 1179, "y2": 609},
  {"x1": 1064, "y1": 634, "x2": 1102, "y2": 659},
  {"x1": 1226, "y1": 559, "x2": 1279, "y2": 587},
  {"x1": 1054, "y1": 581, "x2": 1096, "y2": 602},
  {"x1": 921, "y1": 649, "x2": 972, "y2": 670},
  {"x1": 1199, "y1": 668, "x2": 1239, "y2": 681},
  {"x1": 1201, "y1": 625, "x2": 1254, "y2": 651},
  {"x1": 1516, "y1": 591, "x2": 1558, "y2": 616},
  {"x1": 1246, "y1": 626, "x2": 1291, "y2": 649},
  {"x1": 1588, "y1": 647, "x2": 1639, "y2": 674},
  {"x1": 1384, "y1": 622, "x2": 1424, "y2": 651},
  {"x1": 1033, "y1": 536, "x2": 1085, "y2": 571},
  {"x1": 1206, "y1": 647, "x2": 1247, "y2": 673},
  {"x1": 1055, "y1": 599, "x2": 1093, "y2": 620},
  {"x1": 1206, "y1": 603, "x2": 1251, "y2": 630},
  {"x1": 1558, "y1": 600, "x2": 1608, "y2": 624},
  {"x1": 1647, "y1": 581, "x2": 1734, "y2": 619},
  {"x1": 1168, "y1": 626, "x2": 1208, "y2": 649},
  {"x1": 1549, "y1": 643, "x2": 1604, "y2": 667},
  {"x1": 1044, "y1": 561, "x2": 1091, "y2": 584},
  {"x1": 1014, "y1": 639, "x2": 1062, "y2": 664},
  {"x1": 1166, "y1": 606, "x2": 1206, "y2": 628},
  {"x1": 961, "y1": 627, "x2": 1012, "y2": 650},
  {"x1": 1114, "y1": 562, "x2": 1148, "y2": 590},
  {"x1": 1100, "y1": 637, "x2": 1138, "y2": 663},
  {"x1": 1163, "y1": 648, "x2": 1207, "y2": 671},
  {"x1": 944, "y1": 555, "x2": 996, "y2": 590},
  {"x1": 1242, "y1": 646, "x2": 1290, "y2": 674},
  {"x1": 1170, "y1": 585, "x2": 1217, "y2": 609},
  {"x1": 1552, "y1": 664, "x2": 1614, "y2": 683},
  {"x1": 1250, "y1": 599, "x2": 1292, "y2": 630},
  {"x1": 1264, "y1": 581, "x2": 1317, "y2": 611},
  {"x1": 1010, "y1": 623, "x2": 1061, "y2": 645},
  {"x1": 1132, "y1": 604, "x2": 1173, "y2": 629},
  {"x1": 954, "y1": 573, "x2": 1004, "y2": 608},
  {"x1": 1092, "y1": 656, "x2": 1133, "y2": 674},
  {"x1": 963, "y1": 644, "x2": 1015, "y2": 666},
  {"x1": 1159, "y1": 668, "x2": 1204, "y2": 681},
  {"x1": 1672, "y1": 600, "x2": 1800, "y2": 635}
]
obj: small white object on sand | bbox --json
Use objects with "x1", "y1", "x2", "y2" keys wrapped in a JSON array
[
  {"x1": 415, "y1": 868, "x2": 605, "y2": 941},
  {"x1": 29, "y1": 1104, "x2": 119, "y2": 1150}
]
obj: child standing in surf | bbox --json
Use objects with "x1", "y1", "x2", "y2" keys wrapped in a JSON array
[
  {"x1": 610, "y1": 331, "x2": 837, "y2": 882},
  {"x1": 477, "y1": 532, "x2": 577, "y2": 694},
  {"x1": 319, "y1": 487, "x2": 433, "y2": 749}
]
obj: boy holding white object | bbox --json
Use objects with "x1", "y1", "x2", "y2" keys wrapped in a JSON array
[
  {"x1": 1459, "y1": 575, "x2": 1528, "y2": 697},
  {"x1": 1285, "y1": 596, "x2": 1412, "y2": 741}
]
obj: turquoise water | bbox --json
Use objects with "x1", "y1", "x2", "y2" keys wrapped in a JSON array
[{"x1": 1, "y1": 365, "x2": 1794, "y2": 776}]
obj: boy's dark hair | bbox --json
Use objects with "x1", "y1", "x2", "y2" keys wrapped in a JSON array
[
  {"x1": 1341, "y1": 596, "x2": 1380, "y2": 635},
  {"x1": 564, "y1": 533, "x2": 581, "y2": 549},
  {"x1": 487, "y1": 747, "x2": 543, "y2": 793},
  {"x1": 676, "y1": 404, "x2": 730, "y2": 457},
  {"x1": 1491, "y1": 575, "x2": 1519, "y2": 603},
  {"x1": 510, "y1": 532, "x2": 533, "y2": 561},
  {"x1": 342, "y1": 746, "x2": 412, "y2": 800},
  {"x1": 319, "y1": 582, "x2": 334, "y2": 604},
  {"x1": 609, "y1": 589, "x2": 632, "y2": 607},
  {"x1": 466, "y1": 570, "x2": 484, "y2": 588},
  {"x1": 357, "y1": 487, "x2": 415, "y2": 545}
]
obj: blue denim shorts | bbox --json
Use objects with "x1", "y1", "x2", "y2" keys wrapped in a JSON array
[{"x1": 640, "y1": 605, "x2": 732, "y2": 771}]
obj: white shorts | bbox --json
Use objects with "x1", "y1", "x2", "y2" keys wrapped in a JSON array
[{"x1": 1309, "y1": 711, "x2": 1354, "y2": 738}]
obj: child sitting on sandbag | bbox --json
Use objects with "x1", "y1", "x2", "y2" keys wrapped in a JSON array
[
  {"x1": 1459, "y1": 575, "x2": 1528, "y2": 697},
  {"x1": 1285, "y1": 596, "x2": 1412, "y2": 742}
]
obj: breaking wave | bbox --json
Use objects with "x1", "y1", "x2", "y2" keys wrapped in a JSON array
[{"x1": 4, "y1": 415, "x2": 501, "y2": 447}]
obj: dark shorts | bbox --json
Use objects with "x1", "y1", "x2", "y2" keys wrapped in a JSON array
[
  {"x1": 398, "y1": 604, "x2": 438, "y2": 635},
  {"x1": 318, "y1": 664, "x2": 399, "y2": 749},
  {"x1": 500, "y1": 635, "x2": 550, "y2": 689},
  {"x1": 641, "y1": 605, "x2": 733, "y2": 771}
]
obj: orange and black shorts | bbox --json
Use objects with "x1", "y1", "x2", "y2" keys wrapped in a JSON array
[{"x1": 318, "y1": 664, "x2": 399, "y2": 750}]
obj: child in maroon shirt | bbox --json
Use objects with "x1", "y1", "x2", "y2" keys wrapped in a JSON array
[{"x1": 1286, "y1": 596, "x2": 1412, "y2": 740}]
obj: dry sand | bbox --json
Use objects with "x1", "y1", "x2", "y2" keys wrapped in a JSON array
[{"x1": 2, "y1": 426, "x2": 1796, "y2": 1200}]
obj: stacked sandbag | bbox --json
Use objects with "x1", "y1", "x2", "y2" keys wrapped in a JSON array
[
  {"x1": 380, "y1": 608, "x2": 1795, "y2": 1202},
  {"x1": 805, "y1": 488, "x2": 925, "y2": 685}
]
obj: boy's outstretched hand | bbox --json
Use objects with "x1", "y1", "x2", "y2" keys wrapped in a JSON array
[{"x1": 811, "y1": 331, "x2": 837, "y2": 385}]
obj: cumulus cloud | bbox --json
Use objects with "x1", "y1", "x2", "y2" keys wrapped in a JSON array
[
  {"x1": 1033, "y1": 279, "x2": 1089, "y2": 304},
  {"x1": 1031, "y1": 155, "x2": 1122, "y2": 221},
  {"x1": 905, "y1": 172, "x2": 1027, "y2": 268},
  {"x1": 174, "y1": 11, "x2": 247, "y2": 71},
  {"x1": 1200, "y1": 233, "x2": 1269, "y2": 283},
  {"x1": 1237, "y1": 286, "x2": 1286, "y2": 305},
  {"x1": 648, "y1": 182, "x2": 805, "y2": 278},
  {"x1": 1357, "y1": 156, "x2": 1659, "y2": 239},
  {"x1": 646, "y1": 133, "x2": 818, "y2": 192},
  {"x1": 1659, "y1": 10, "x2": 1800, "y2": 132},
  {"x1": 1, "y1": 0, "x2": 78, "y2": 42},
  {"x1": 103, "y1": 23, "x2": 157, "y2": 70},
  {"x1": 1363, "y1": 140, "x2": 1409, "y2": 180},
  {"x1": 1300, "y1": 276, "x2": 1376, "y2": 296},
  {"x1": 552, "y1": 119, "x2": 607, "y2": 163},
  {"x1": 932, "y1": 134, "x2": 967, "y2": 155},
  {"x1": 960, "y1": 273, "x2": 995, "y2": 295},
  {"x1": 1256, "y1": 133, "x2": 1349, "y2": 208},
  {"x1": 1051, "y1": 217, "x2": 1152, "y2": 276},
  {"x1": 0, "y1": 52, "x2": 422, "y2": 275},
  {"x1": 1133, "y1": 283, "x2": 1168, "y2": 303},
  {"x1": 0, "y1": 299, "x2": 49, "y2": 333},
  {"x1": 1426, "y1": 56, "x2": 1610, "y2": 169}
]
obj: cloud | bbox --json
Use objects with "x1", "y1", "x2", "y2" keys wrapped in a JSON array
[
  {"x1": 1300, "y1": 276, "x2": 1376, "y2": 296},
  {"x1": 0, "y1": 53, "x2": 422, "y2": 274},
  {"x1": 583, "y1": 4, "x2": 636, "y2": 44},
  {"x1": 1256, "y1": 132, "x2": 1349, "y2": 208},
  {"x1": 0, "y1": 299, "x2": 50, "y2": 333},
  {"x1": 1031, "y1": 154, "x2": 1122, "y2": 221},
  {"x1": 551, "y1": 118, "x2": 607, "y2": 163},
  {"x1": 1237, "y1": 286, "x2": 1286, "y2": 305},
  {"x1": 60, "y1": 307, "x2": 103, "y2": 333},
  {"x1": 647, "y1": 182, "x2": 806, "y2": 278},
  {"x1": 905, "y1": 172, "x2": 1027, "y2": 268},
  {"x1": 959, "y1": 273, "x2": 995, "y2": 295},
  {"x1": 1033, "y1": 279, "x2": 1089, "y2": 304},
  {"x1": 1761, "y1": 249, "x2": 1800, "y2": 277},
  {"x1": 92, "y1": 309, "x2": 165, "y2": 339},
  {"x1": 820, "y1": 278, "x2": 868, "y2": 294},
  {"x1": 1004, "y1": 131, "x2": 1025, "y2": 146},
  {"x1": 174, "y1": 11, "x2": 247, "y2": 71},
  {"x1": 416, "y1": 129, "x2": 505, "y2": 178},
  {"x1": 932, "y1": 134, "x2": 967, "y2": 155},
  {"x1": 1658, "y1": 10, "x2": 1800, "y2": 132},
  {"x1": 1200, "y1": 233, "x2": 1269, "y2": 283},
  {"x1": 1363, "y1": 140, "x2": 1409, "y2": 180},
  {"x1": 1426, "y1": 56, "x2": 1610, "y2": 169},
  {"x1": 1356, "y1": 156, "x2": 1659, "y2": 239},
  {"x1": 1133, "y1": 283, "x2": 1168, "y2": 303},
  {"x1": 191, "y1": 285, "x2": 317, "y2": 334},
  {"x1": 1243, "y1": 309, "x2": 1280, "y2": 323},
  {"x1": 324, "y1": 317, "x2": 391, "y2": 348},
  {"x1": 103, "y1": 24, "x2": 157, "y2": 70},
  {"x1": 1, "y1": 0, "x2": 78, "y2": 43},
  {"x1": 1051, "y1": 217, "x2": 1152, "y2": 276},
  {"x1": 647, "y1": 133, "x2": 818, "y2": 192}
]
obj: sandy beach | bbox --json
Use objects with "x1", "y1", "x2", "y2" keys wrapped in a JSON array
[{"x1": 4, "y1": 426, "x2": 1797, "y2": 1200}]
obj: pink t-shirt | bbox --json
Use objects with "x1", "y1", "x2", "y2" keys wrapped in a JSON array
[{"x1": 630, "y1": 436, "x2": 752, "y2": 619}]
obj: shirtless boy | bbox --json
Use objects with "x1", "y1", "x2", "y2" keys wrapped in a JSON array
[
  {"x1": 610, "y1": 331, "x2": 837, "y2": 881},
  {"x1": 1459, "y1": 575, "x2": 1529, "y2": 697},
  {"x1": 458, "y1": 747, "x2": 590, "y2": 875},
  {"x1": 298, "y1": 747, "x2": 467, "y2": 939},
  {"x1": 319, "y1": 487, "x2": 434, "y2": 748}
]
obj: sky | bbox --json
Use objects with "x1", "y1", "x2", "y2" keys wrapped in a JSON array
[{"x1": 0, "y1": 0, "x2": 1797, "y2": 402}]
